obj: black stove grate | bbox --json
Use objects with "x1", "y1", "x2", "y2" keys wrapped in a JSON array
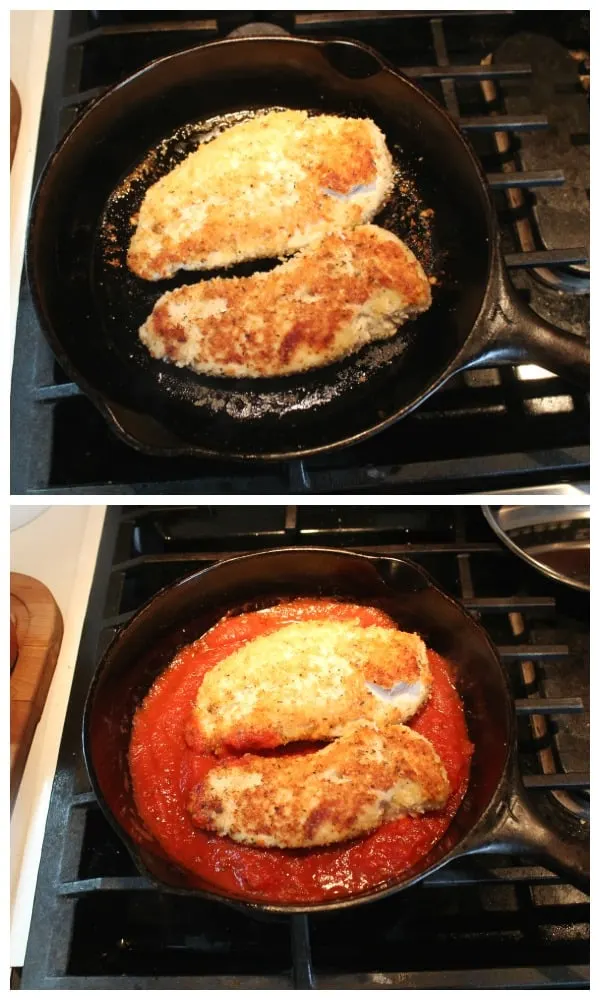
[
  {"x1": 18, "y1": 506, "x2": 589, "y2": 989},
  {"x1": 11, "y1": 10, "x2": 589, "y2": 495}
]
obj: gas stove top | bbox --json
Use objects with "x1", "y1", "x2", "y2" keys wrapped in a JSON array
[
  {"x1": 16, "y1": 505, "x2": 589, "y2": 989},
  {"x1": 10, "y1": 11, "x2": 589, "y2": 494}
]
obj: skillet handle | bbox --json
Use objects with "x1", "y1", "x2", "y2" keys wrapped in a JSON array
[
  {"x1": 467, "y1": 782, "x2": 589, "y2": 895},
  {"x1": 499, "y1": 279, "x2": 590, "y2": 388},
  {"x1": 455, "y1": 258, "x2": 590, "y2": 387},
  {"x1": 465, "y1": 263, "x2": 590, "y2": 387}
]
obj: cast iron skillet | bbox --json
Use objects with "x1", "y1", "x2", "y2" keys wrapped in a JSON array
[
  {"x1": 83, "y1": 547, "x2": 589, "y2": 915},
  {"x1": 28, "y1": 35, "x2": 589, "y2": 462}
]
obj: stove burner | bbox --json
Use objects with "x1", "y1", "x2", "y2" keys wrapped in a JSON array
[{"x1": 481, "y1": 32, "x2": 590, "y2": 296}]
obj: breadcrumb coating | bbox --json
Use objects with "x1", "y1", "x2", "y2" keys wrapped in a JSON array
[
  {"x1": 187, "y1": 619, "x2": 431, "y2": 755},
  {"x1": 127, "y1": 110, "x2": 394, "y2": 280},
  {"x1": 189, "y1": 722, "x2": 450, "y2": 848},
  {"x1": 139, "y1": 225, "x2": 431, "y2": 377}
]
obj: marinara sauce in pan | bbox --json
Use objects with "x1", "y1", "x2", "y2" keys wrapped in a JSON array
[{"x1": 129, "y1": 599, "x2": 473, "y2": 903}]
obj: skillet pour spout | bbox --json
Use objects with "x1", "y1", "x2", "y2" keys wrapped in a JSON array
[{"x1": 83, "y1": 547, "x2": 589, "y2": 913}]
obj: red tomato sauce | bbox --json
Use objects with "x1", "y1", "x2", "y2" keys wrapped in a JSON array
[{"x1": 129, "y1": 599, "x2": 473, "y2": 903}]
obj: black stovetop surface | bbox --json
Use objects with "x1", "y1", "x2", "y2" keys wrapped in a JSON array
[
  {"x1": 17, "y1": 506, "x2": 589, "y2": 989},
  {"x1": 10, "y1": 10, "x2": 589, "y2": 495}
]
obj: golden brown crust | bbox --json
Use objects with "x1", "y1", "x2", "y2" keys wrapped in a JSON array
[
  {"x1": 188, "y1": 722, "x2": 450, "y2": 849},
  {"x1": 188, "y1": 620, "x2": 431, "y2": 755},
  {"x1": 127, "y1": 110, "x2": 394, "y2": 280},
  {"x1": 139, "y1": 225, "x2": 432, "y2": 377}
]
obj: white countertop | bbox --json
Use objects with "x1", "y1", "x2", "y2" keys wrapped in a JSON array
[
  {"x1": 10, "y1": 10, "x2": 54, "y2": 362},
  {"x1": 9, "y1": 13, "x2": 103, "y2": 968},
  {"x1": 10, "y1": 506, "x2": 107, "y2": 967}
]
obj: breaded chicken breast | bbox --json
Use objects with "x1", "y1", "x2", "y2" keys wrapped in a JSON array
[
  {"x1": 188, "y1": 722, "x2": 450, "y2": 848},
  {"x1": 139, "y1": 225, "x2": 432, "y2": 378},
  {"x1": 187, "y1": 620, "x2": 431, "y2": 755},
  {"x1": 127, "y1": 110, "x2": 394, "y2": 280}
]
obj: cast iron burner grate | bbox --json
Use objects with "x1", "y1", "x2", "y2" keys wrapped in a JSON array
[
  {"x1": 17, "y1": 506, "x2": 589, "y2": 989},
  {"x1": 10, "y1": 11, "x2": 589, "y2": 494}
]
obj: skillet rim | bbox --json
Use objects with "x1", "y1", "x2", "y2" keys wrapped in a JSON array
[
  {"x1": 82, "y1": 544, "x2": 514, "y2": 914},
  {"x1": 27, "y1": 34, "x2": 497, "y2": 462}
]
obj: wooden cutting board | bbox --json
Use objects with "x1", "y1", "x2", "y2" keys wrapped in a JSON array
[{"x1": 10, "y1": 573, "x2": 64, "y2": 807}]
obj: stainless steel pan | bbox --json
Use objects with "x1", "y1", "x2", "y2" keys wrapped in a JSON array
[{"x1": 482, "y1": 500, "x2": 590, "y2": 592}]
